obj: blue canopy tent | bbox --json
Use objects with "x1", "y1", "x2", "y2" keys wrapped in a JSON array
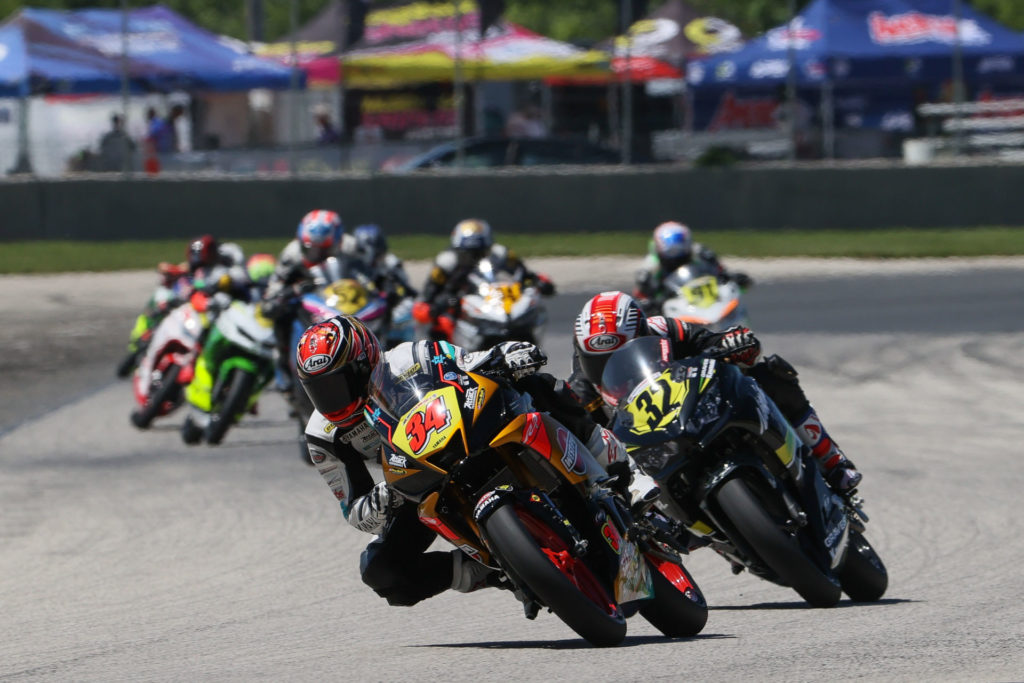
[
  {"x1": 12, "y1": 5, "x2": 298, "y2": 93},
  {"x1": 1, "y1": 5, "x2": 303, "y2": 173},
  {"x1": 0, "y1": 18, "x2": 154, "y2": 97},
  {"x1": 684, "y1": 0, "x2": 1024, "y2": 152},
  {"x1": 688, "y1": 0, "x2": 1024, "y2": 90}
]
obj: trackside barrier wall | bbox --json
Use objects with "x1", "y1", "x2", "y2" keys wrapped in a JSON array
[{"x1": 3, "y1": 164, "x2": 1024, "y2": 241}]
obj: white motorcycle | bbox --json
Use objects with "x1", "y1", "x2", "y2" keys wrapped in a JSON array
[
  {"x1": 658, "y1": 266, "x2": 750, "y2": 331},
  {"x1": 451, "y1": 259, "x2": 548, "y2": 351}
]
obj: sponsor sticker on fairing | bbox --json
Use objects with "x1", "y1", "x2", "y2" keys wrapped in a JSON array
[
  {"x1": 556, "y1": 428, "x2": 587, "y2": 476},
  {"x1": 473, "y1": 491, "x2": 502, "y2": 521}
]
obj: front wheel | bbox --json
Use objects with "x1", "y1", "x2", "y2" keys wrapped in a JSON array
[
  {"x1": 839, "y1": 530, "x2": 888, "y2": 602},
  {"x1": 483, "y1": 503, "x2": 627, "y2": 647},
  {"x1": 205, "y1": 370, "x2": 255, "y2": 445},
  {"x1": 716, "y1": 477, "x2": 842, "y2": 607},
  {"x1": 116, "y1": 349, "x2": 141, "y2": 379},
  {"x1": 638, "y1": 554, "x2": 708, "y2": 637},
  {"x1": 130, "y1": 363, "x2": 181, "y2": 429}
]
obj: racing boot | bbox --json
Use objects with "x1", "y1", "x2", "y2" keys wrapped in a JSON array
[
  {"x1": 450, "y1": 550, "x2": 499, "y2": 593},
  {"x1": 586, "y1": 426, "x2": 660, "y2": 513},
  {"x1": 794, "y1": 408, "x2": 862, "y2": 493}
]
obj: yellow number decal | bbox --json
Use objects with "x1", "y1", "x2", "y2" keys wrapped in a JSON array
[
  {"x1": 680, "y1": 276, "x2": 719, "y2": 308},
  {"x1": 624, "y1": 370, "x2": 689, "y2": 435}
]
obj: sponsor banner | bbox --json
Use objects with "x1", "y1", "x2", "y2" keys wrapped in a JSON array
[{"x1": 868, "y1": 11, "x2": 991, "y2": 47}]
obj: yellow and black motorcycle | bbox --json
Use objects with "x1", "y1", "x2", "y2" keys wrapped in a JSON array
[{"x1": 364, "y1": 344, "x2": 707, "y2": 647}]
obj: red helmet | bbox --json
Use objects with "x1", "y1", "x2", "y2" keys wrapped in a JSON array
[
  {"x1": 296, "y1": 315, "x2": 382, "y2": 427},
  {"x1": 573, "y1": 291, "x2": 647, "y2": 387},
  {"x1": 187, "y1": 234, "x2": 219, "y2": 272}
]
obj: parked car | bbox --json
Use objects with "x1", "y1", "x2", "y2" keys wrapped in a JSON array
[{"x1": 388, "y1": 136, "x2": 621, "y2": 171}]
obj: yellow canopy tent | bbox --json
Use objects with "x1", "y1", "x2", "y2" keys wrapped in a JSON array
[{"x1": 341, "y1": 1, "x2": 609, "y2": 89}]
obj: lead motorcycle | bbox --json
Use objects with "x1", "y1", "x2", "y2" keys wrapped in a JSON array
[
  {"x1": 601, "y1": 337, "x2": 887, "y2": 607},
  {"x1": 364, "y1": 347, "x2": 708, "y2": 646}
]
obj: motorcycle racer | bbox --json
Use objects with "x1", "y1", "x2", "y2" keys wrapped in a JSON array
[
  {"x1": 260, "y1": 209, "x2": 344, "y2": 394},
  {"x1": 634, "y1": 221, "x2": 752, "y2": 315},
  {"x1": 413, "y1": 218, "x2": 555, "y2": 338},
  {"x1": 570, "y1": 291, "x2": 862, "y2": 494},
  {"x1": 295, "y1": 314, "x2": 650, "y2": 607},
  {"x1": 117, "y1": 234, "x2": 247, "y2": 377},
  {"x1": 339, "y1": 223, "x2": 418, "y2": 306}
]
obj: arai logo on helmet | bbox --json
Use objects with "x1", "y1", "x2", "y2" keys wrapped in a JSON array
[
  {"x1": 302, "y1": 354, "x2": 332, "y2": 374},
  {"x1": 586, "y1": 334, "x2": 623, "y2": 352}
]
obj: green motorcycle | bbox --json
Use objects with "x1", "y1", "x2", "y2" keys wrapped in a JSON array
[{"x1": 181, "y1": 300, "x2": 276, "y2": 445}]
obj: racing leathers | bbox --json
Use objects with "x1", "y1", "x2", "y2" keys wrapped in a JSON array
[
  {"x1": 569, "y1": 316, "x2": 861, "y2": 493},
  {"x1": 304, "y1": 339, "x2": 629, "y2": 607},
  {"x1": 416, "y1": 244, "x2": 555, "y2": 336},
  {"x1": 634, "y1": 242, "x2": 751, "y2": 315}
]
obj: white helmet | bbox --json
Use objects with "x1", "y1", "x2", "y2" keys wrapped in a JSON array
[
  {"x1": 653, "y1": 221, "x2": 693, "y2": 268},
  {"x1": 573, "y1": 291, "x2": 647, "y2": 387}
]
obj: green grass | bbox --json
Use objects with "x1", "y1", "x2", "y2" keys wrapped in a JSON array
[{"x1": 2, "y1": 227, "x2": 1024, "y2": 274}]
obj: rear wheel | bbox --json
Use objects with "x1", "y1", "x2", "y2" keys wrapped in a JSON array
[
  {"x1": 484, "y1": 503, "x2": 627, "y2": 647},
  {"x1": 839, "y1": 530, "x2": 888, "y2": 602},
  {"x1": 716, "y1": 477, "x2": 842, "y2": 607},
  {"x1": 638, "y1": 554, "x2": 708, "y2": 637},
  {"x1": 205, "y1": 371, "x2": 255, "y2": 445},
  {"x1": 130, "y1": 364, "x2": 181, "y2": 429}
]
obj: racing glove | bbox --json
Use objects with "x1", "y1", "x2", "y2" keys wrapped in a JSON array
[
  {"x1": 348, "y1": 480, "x2": 403, "y2": 535},
  {"x1": 536, "y1": 274, "x2": 556, "y2": 296},
  {"x1": 714, "y1": 326, "x2": 761, "y2": 368},
  {"x1": 499, "y1": 342, "x2": 548, "y2": 379},
  {"x1": 730, "y1": 272, "x2": 754, "y2": 290}
]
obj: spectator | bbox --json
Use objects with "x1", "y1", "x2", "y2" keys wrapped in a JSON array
[
  {"x1": 146, "y1": 104, "x2": 185, "y2": 154},
  {"x1": 505, "y1": 104, "x2": 548, "y2": 138},
  {"x1": 98, "y1": 113, "x2": 135, "y2": 172},
  {"x1": 313, "y1": 103, "x2": 341, "y2": 145}
]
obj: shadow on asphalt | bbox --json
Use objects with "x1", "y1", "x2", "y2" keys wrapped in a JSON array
[
  {"x1": 711, "y1": 597, "x2": 912, "y2": 611},
  {"x1": 411, "y1": 633, "x2": 735, "y2": 650}
]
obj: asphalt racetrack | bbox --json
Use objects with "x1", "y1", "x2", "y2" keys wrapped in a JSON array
[{"x1": 2, "y1": 256, "x2": 1024, "y2": 681}]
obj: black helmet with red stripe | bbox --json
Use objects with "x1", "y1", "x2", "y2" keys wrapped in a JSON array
[
  {"x1": 573, "y1": 291, "x2": 647, "y2": 387},
  {"x1": 296, "y1": 315, "x2": 382, "y2": 427}
]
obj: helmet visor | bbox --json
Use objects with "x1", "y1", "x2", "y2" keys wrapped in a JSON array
[
  {"x1": 577, "y1": 351, "x2": 612, "y2": 388},
  {"x1": 299, "y1": 359, "x2": 371, "y2": 425}
]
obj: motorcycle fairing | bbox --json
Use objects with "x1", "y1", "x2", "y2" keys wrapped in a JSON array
[
  {"x1": 661, "y1": 272, "x2": 747, "y2": 330},
  {"x1": 418, "y1": 490, "x2": 495, "y2": 567},
  {"x1": 489, "y1": 412, "x2": 597, "y2": 488}
]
